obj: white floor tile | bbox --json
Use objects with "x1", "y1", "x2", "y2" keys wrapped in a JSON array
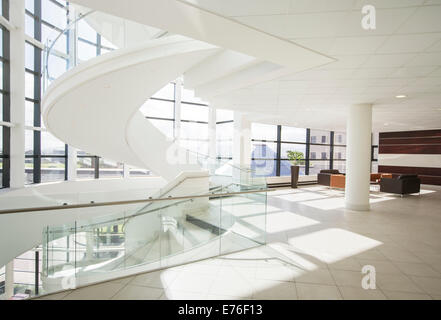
[
  {"x1": 130, "y1": 269, "x2": 179, "y2": 289},
  {"x1": 339, "y1": 286, "x2": 387, "y2": 300},
  {"x1": 296, "y1": 283, "x2": 342, "y2": 300},
  {"x1": 394, "y1": 262, "x2": 441, "y2": 278},
  {"x1": 252, "y1": 280, "x2": 297, "y2": 300},
  {"x1": 377, "y1": 274, "x2": 424, "y2": 293},
  {"x1": 111, "y1": 285, "x2": 163, "y2": 300},
  {"x1": 294, "y1": 269, "x2": 335, "y2": 286},
  {"x1": 383, "y1": 290, "x2": 432, "y2": 300},
  {"x1": 410, "y1": 276, "x2": 441, "y2": 296},
  {"x1": 168, "y1": 272, "x2": 215, "y2": 294},
  {"x1": 63, "y1": 282, "x2": 125, "y2": 300}
]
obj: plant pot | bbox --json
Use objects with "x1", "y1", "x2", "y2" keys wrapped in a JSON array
[{"x1": 291, "y1": 165, "x2": 300, "y2": 188}]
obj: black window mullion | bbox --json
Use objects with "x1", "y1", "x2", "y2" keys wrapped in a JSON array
[
  {"x1": 32, "y1": 0, "x2": 42, "y2": 184},
  {"x1": 305, "y1": 129, "x2": 310, "y2": 176},
  {"x1": 276, "y1": 125, "x2": 281, "y2": 176},
  {"x1": 64, "y1": 144, "x2": 68, "y2": 180},
  {"x1": 330, "y1": 131, "x2": 334, "y2": 170},
  {"x1": 96, "y1": 34, "x2": 101, "y2": 56},
  {"x1": 3, "y1": 0, "x2": 9, "y2": 20},
  {"x1": 94, "y1": 156, "x2": 99, "y2": 179}
]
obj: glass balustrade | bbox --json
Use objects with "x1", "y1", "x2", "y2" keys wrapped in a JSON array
[{"x1": 36, "y1": 188, "x2": 267, "y2": 296}]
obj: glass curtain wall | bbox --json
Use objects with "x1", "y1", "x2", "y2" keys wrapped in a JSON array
[
  {"x1": 180, "y1": 87, "x2": 209, "y2": 155},
  {"x1": 216, "y1": 109, "x2": 234, "y2": 160},
  {"x1": 25, "y1": 0, "x2": 67, "y2": 184},
  {"x1": 251, "y1": 124, "x2": 349, "y2": 177},
  {"x1": 25, "y1": 0, "x2": 123, "y2": 182}
]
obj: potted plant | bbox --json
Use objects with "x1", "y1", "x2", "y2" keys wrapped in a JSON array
[{"x1": 286, "y1": 151, "x2": 304, "y2": 188}]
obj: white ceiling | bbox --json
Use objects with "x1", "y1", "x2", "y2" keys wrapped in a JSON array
[{"x1": 184, "y1": 0, "x2": 441, "y2": 132}]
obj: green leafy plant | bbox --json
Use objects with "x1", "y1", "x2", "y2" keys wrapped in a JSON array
[{"x1": 286, "y1": 150, "x2": 305, "y2": 166}]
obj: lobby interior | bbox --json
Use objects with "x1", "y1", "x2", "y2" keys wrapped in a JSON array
[{"x1": 0, "y1": 0, "x2": 441, "y2": 300}]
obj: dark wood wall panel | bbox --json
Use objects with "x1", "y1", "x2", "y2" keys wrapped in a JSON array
[
  {"x1": 379, "y1": 144, "x2": 441, "y2": 154},
  {"x1": 378, "y1": 165, "x2": 441, "y2": 176},
  {"x1": 379, "y1": 137, "x2": 441, "y2": 145},
  {"x1": 380, "y1": 130, "x2": 441, "y2": 139},
  {"x1": 378, "y1": 129, "x2": 441, "y2": 186},
  {"x1": 379, "y1": 165, "x2": 441, "y2": 186}
]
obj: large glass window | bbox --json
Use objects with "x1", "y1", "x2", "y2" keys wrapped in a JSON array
[
  {"x1": 251, "y1": 124, "x2": 278, "y2": 177},
  {"x1": 250, "y1": 124, "x2": 351, "y2": 177},
  {"x1": 216, "y1": 109, "x2": 233, "y2": 160},
  {"x1": 24, "y1": 0, "x2": 67, "y2": 184}
]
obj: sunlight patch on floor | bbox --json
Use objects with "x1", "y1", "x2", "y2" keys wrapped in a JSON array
[
  {"x1": 301, "y1": 197, "x2": 346, "y2": 210},
  {"x1": 275, "y1": 192, "x2": 328, "y2": 202},
  {"x1": 287, "y1": 228, "x2": 382, "y2": 264}
]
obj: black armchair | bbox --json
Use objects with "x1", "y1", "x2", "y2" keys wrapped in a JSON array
[{"x1": 380, "y1": 174, "x2": 421, "y2": 196}]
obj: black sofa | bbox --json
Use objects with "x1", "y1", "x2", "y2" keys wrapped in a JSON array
[
  {"x1": 379, "y1": 174, "x2": 421, "y2": 196},
  {"x1": 317, "y1": 169, "x2": 342, "y2": 186}
]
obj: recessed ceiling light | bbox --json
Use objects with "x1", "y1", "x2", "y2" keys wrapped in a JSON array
[
  {"x1": 395, "y1": 95, "x2": 407, "y2": 99},
  {"x1": 384, "y1": 123, "x2": 389, "y2": 126}
]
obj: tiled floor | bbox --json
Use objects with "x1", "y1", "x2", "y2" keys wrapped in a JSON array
[{"x1": 36, "y1": 185, "x2": 441, "y2": 300}]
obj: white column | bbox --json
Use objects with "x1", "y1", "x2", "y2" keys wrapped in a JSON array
[
  {"x1": 345, "y1": 103, "x2": 373, "y2": 211},
  {"x1": 233, "y1": 112, "x2": 251, "y2": 168},
  {"x1": 9, "y1": 0, "x2": 25, "y2": 189},
  {"x1": 4, "y1": 261, "x2": 14, "y2": 299},
  {"x1": 208, "y1": 106, "x2": 217, "y2": 174},
  {"x1": 174, "y1": 78, "x2": 182, "y2": 142},
  {"x1": 123, "y1": 163, "x2": 130, "y2": 178},
  {"x1": 67, "y1": 146, "x2": 77, "y2": 180}
]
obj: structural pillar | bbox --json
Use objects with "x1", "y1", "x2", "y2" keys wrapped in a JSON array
[
  {"x1": 4, "y1": 261, "x2": 14, "y2": 299},
  {"x1": 208, "y1": 105, "x2": 217, "y2": 174},
  {"x1": 9, "y1": 0, "x2": 25, "y2": 189},
  {"x1": 345, "y1": 103, "x2": 372, "y2": 211},
  {"x1": 174, "y1": 77, "x2": 182, "y2": 142},
  {"x1": 67, "y1": 146, "x2": 77, "y2": 180},
  {"x1": 233, "y1": 112, "x2": 251, "y2": 182},
  {"x1": 123, "y1": 163, "x2": 130, "y2": 179}
]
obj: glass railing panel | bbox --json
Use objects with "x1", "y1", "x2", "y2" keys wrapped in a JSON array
[
  {"x1": 220, "y1": 191, "x2": 267, "y2": 256},
  {"x1": 42, "y1": 221, "x2": 77, "y2": 294},
  {"x1": 122, "y1": 209, "x2": 161, "y2": 271},
  {"x1": 158, "y1": 199, "x2": 187, "y2": 267}
]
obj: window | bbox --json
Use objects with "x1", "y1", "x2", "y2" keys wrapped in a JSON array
[
  {"x1": 216, "y1": 109, "x2": 233, "y2": 159},
  {"x1": 251, "y1": 123, "x2": 277, "y2": 141},
  {"x1": 251, "y1": 123, "x2": 279, "y2": 177},
  {"x1": 25, "y1": 0, "x2": 68, "y2": 184},
  {"x1": 99, "y1": 158, "x2": 123, "y2": 179},
  {"x1": 281, "y1": 126, "x2": 306, "y2": 143},
  {"x1": 334, "y1": 146, "x2": 346, "y2": 160},
  {"x1": 142, "y1": 82, "x2": 175, "y2": 145},
  {"x1": 250, "y1": 124, "x2": 352, "y2": 177}
]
